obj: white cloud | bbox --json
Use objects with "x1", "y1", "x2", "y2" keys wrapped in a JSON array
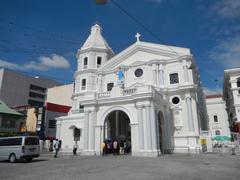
[
  {"x1": 0, "y1": 54, "x2": 70, "y2": 71},
  {"x1": 23, "y1": 61, "x2": 48, "y2": 71},
  {"x1": 39, "y1": 54, "x2": 70, "y2": 68},
  {"x1": 209, "y1": 35, "x2": 240, "y2": 68},
  {"x1": 212, "y1": 0, "x2": 240, "y2": 19},
  {"x1": 0, "y1": 59, "x2": 20, "y2": 69},
  {"x1": 203, "y1": 87, "x2": 222, "y2": 96},
  {"x1": 24, "y1": 54, "x2": 70, "y2": 71}
]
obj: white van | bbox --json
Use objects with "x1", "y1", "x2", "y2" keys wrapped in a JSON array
[{"x1": 0, "y1": 136, "x2": 40, "y2": 162}]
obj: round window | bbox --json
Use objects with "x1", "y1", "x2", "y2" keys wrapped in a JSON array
[
  {"x1": 134, "y1": 68, "x2": 143, "y2": 77},
  {"x1": 172, "y1": 97, "x2": 180, "y2": 105}
]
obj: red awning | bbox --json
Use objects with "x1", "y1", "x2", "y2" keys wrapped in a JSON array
[{"x1": 46, "y1": 102, "x2": 71, "y2": 113}]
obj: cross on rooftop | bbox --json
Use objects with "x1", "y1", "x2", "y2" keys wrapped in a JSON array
[{"x1": 135, "y1": 32, "x2": 141, "y2": 42}]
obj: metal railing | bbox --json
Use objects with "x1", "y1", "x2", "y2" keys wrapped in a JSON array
[
  {"x1": 98, "y1": 91, "x2": 111, "y2": 98},
  {"x1": 123, "y1": 88, "x2": 137, "y2": 95}
]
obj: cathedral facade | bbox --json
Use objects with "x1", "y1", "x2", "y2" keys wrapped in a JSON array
[{"x1": 56, "y1": 24, "x2": 208, "y2": 157}]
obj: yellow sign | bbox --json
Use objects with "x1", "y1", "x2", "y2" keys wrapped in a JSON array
[{"x1": 200, "y1": 139, "x2": 207, "y2": 145}]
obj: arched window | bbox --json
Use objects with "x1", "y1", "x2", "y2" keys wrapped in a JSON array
[
  {"x1": 215, "y1": 130, "x2": 221, "y2": 135},
  {"x1": 81, "y1": 79, "x2": 86, "y2": 90},
  {"x1": 237, "y1": 78, "x2": 240, "y2": 94},
  {"x1": 97, "y1": 56, "x2": 102, "y2": 68},
  {"x1": 237, "y1": 78, "x2": 240, "y2": 87},
  {"x1": 83, "y1": 57, "x2": 88, "y2": 69},
  {"x1": 107, "y1": 83, "x2": 114, "y2": 91},
  {"x1": 79, "y1": 104, "x2": 84, "y2": 113},
  {"x1": 74, "y1": 128, "x2": 81, "y2": 141}
]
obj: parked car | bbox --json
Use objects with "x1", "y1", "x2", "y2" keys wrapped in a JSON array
[{"x1": 0, "y1": 136, "x2": 40, "y2": 162}]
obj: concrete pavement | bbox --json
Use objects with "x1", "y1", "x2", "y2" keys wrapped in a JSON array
[{"x1": 0, "y1": 153, "x2": 239, "y2": 180}]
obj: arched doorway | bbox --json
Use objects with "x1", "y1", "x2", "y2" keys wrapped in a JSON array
[
  {"x1": 103, "y1": 110, "x2": 131, "y2": 153},
  {"x1": 157, "y1": 111, "x2": 164, "y2": 154},
  {"x1": 69, "y1": 125, "x2": 81, "y2": 142}
]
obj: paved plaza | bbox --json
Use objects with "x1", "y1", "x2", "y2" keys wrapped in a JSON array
[{"x1": 0, "y1": 153, "x2": 240, "y2": 180}]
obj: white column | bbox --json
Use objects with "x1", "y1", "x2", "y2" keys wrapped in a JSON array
[
  {"x1": 159, "y1": 64, "x2": 164, "y2": 87},
  {"x1": 84, "y1": 111, "x2": 89, "y2": 150},
  {"x1": 150, "y1": 105, "x2": 157, "y2": 150},
  {"x1": 88, "y1": 110, "x2": 96, "y2": 150},
  {"x1": 156, "y1": 64, "x2": 159, "y2": 86},
  {"x1": 183, "y1": 61, "x2": 189, "y2": 83},
  {"x1": 92, "y1": 111, "x2": 96, "y2": 150},
  {"x1": 152, "y1": 64, "x2": 157, "y2": 86},
  {"x1": 145, "y1": 106, "x2": 152, "y2": 150},
  {"x1": 116, "y1": 111, "x2": 119, "y2": 138},
  {"x1": 137, "y1": 106, "x2": 144, "y2": 150},
  {"x1": 56, "y1": 120, "x2": 61, "y2": 140},
  {"x1": 186, "y1": 94, "x2": 194, "y2": 132},
  {"x1": 98, "y1": 75, "x2": 102, "y2": 92},
  {"x1": 142, "y1": 107, "x2": 148, "y2": 150}
]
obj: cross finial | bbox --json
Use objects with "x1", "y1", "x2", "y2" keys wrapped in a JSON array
[{"x1": 135, "y1": 32, "x2": 141, "y2": 42}]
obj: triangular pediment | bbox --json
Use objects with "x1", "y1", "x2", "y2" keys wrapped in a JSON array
[{"x1": 99, "y1": 41, "x2": 190, "y2": 72}]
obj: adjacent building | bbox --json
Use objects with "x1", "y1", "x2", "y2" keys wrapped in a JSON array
[
  {"x1": 13, "y1": 84, "x2": 73, "y2": 140},
  {"x1": 56, "y1": 24, "x2": 208, "y2": 157},
  {"x1": 223, "y1": 68, "x2": 240, "y2": 139},
  {"x1": 205, "y1": 94, "x2": 230, "y2": 137},
  {"x1": 0, "y1": 68, "x2": 60, "y2": 107},
  {"x1": 44, "y1": 84, "x2": 73, "y2": 139},
  {"x1": 0, "y1": 100, "x2": 24, "y2": 136}
]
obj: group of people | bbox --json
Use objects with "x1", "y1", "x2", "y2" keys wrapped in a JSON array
[
  {"x1": 53, "y1": 139, "x2": 131, "y2": 157},
  {"x1": 102, "y1": 139, "x2": 131, "y2": 156},
  {"x1": 53, "y1": 139, "x2": 79, "y2": 157}
]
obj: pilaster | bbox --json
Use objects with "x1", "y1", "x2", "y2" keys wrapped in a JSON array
[
  {"x1": 137, "y1": 106, "x2": 144, "y2": 150},
  {"x1": 185, "y1": 93, "x2": 194, "y2": 132}
]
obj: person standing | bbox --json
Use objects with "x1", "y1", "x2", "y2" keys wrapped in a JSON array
[
  {"x1": 113, "y1": 140, "x2": 118, "y2": 156},
  {"x1": 54, "y1": 139, "x2": 60, "y2": 158},
  {"x1": 119, "y1": 140, "x2": 124, "y2": 155},
  {"x1": 59, "y1": 140, "x2": 62, "y2": 151},
  {"x1": 73, "y1": 141, "x2": 78, "y2": 156},
  {"x1": 102, "y1": 141, "x2": 106, "y2": 156}
]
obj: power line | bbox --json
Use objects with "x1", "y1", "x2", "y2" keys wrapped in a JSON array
[
  {"x1": 0, "y1": 18, "x2": 82, "y2": 44},
  {"x1": 110, "y1": 0, "x2": 180, "y2": 55},
  {"x1": 0, "y1": 24, "x2": 80, "y2": 45},
  {"x1": 0, "y1": 37, "x2": 75, "y2": 53},
  {"x1": 2, "y1": 68, "x2": 73, "y2": 84}
]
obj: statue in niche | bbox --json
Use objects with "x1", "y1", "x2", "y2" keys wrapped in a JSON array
[{"x1": 117, "y1": 66, "x2": 124, "y2": 88}]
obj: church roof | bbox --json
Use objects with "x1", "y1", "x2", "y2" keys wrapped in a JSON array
[{"x1": 81, "y1": 24, "x2": 113, "y2": 52}]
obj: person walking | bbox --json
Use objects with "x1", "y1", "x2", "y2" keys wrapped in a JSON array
[
  {"x1": 54, "y1": 139, "x2": 60, "y2": 158},
  {"x1": 73, "y1": 141, "x2": 78, "y2": 156}
]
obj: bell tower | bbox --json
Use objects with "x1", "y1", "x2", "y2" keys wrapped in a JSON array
[{"x1": 71, "y1": 24, "x2": 114, "y2": 111}]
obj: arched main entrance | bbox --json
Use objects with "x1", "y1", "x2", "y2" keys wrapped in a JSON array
[{"x1": 103, "y1": 110, "x2": 131, "y2": 142}]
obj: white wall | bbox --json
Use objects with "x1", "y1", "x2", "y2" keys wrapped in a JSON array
[
  {"x1": 46, "y1": 83, "x2": 73, "y2": 106},
  {"x1": 206, "y1": 96, "x2": 230, "y2": 136}
]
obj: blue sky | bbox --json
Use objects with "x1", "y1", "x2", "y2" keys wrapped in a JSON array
[{"x1": 0, "y1": 0, "x2": 240, "y2": 94}]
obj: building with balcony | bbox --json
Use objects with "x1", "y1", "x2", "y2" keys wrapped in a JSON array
[
  {"x1": 56, "y1": 24, "x2": 208, "y2": 157},
  {"x1": 223, "y1": 68, "x2": 240, "y2": 138}
]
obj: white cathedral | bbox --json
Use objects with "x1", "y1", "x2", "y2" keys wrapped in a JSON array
[{"x1": 56, "y1": 24, "x2": 208, "y2": 157}]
